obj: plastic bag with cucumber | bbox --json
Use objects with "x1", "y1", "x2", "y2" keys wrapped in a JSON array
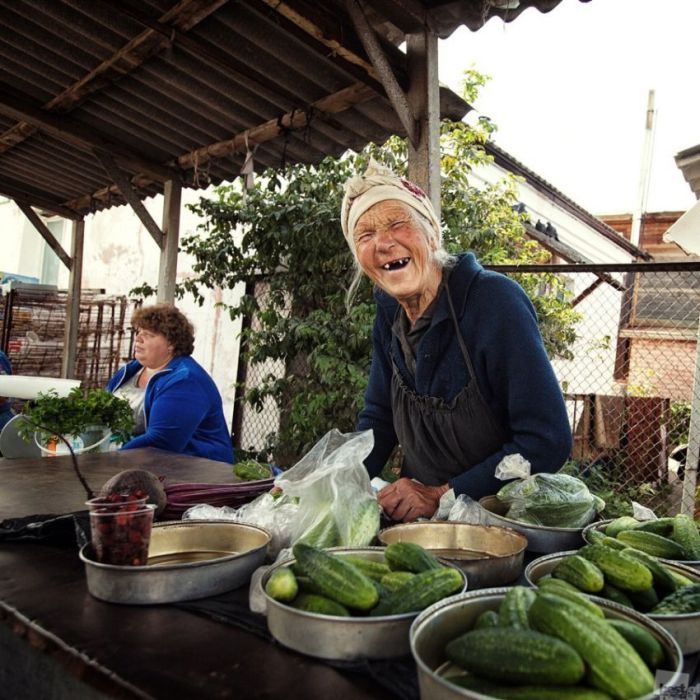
[
  {"x1": 275, "y1": 428, "x2": 380, "y2": 550},
  {"x1": 495, "y1": 455, "x2": 605, "y2": 528}
]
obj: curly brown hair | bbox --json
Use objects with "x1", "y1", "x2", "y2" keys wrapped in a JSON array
[{"x1": 131, "y1": 304, "x2": 195, "y2": 356}]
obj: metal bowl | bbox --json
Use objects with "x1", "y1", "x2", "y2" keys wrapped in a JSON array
[
  {"x1": 378, "y1": 521, "x2": 526, "y2": 589},
  {"x1": 478, "y1": 495, "x2": 590, "y2": 553},
  {"x1": 80, "y1": 520, "x2": 271, "y2": 604},
  {"x1": 582, "y1": 519, "x2": 700, "y2": 571},
  {"x1": 261, "y1": 546, "x2": 468, "y2": 661},
  {"x1": 525, "y1": 550, "x2": 700, "y2": 654},
  {"x1": 410, "y1": 587, "x2": 684, "y2": 700}
]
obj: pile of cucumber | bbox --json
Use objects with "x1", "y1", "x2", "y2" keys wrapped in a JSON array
[
  {"x1": 264, "y1": 542, "x2": 463, "y2": 617},
  {"x1": 592, "y1": 513, "x2": 700, "y2": 562},
  {"x1": 554, "y1": 535, "x2": 700, "y2": 615},
  {"x1": 445, "y1": 586, "x2": 660, "y2": 700}
]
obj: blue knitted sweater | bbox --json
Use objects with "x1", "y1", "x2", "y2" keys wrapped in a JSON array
[{"x1": 358, "y1": 253, "x2": 572, "y2": 498}]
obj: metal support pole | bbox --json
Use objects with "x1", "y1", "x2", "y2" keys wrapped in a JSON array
[
  {"x1": 61, "y1": 219, "x2": 84, "y2": 378},
  {"x1": 681, "y1": 316, "x2": 700, "y2": 515},
  {"x1": 157, "y1": 180, "x2": 182, "y2": 303}
]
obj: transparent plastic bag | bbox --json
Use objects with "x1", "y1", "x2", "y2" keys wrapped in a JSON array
[
  {"x1": 494, "y1": 456, "x2": 605, "y2": 528},
  {"x1": 189, "y1": 429, "x2": 381, "y2": 561},
  {"x1": 275, "y1": 429, "x2": 380, "y2": 550},
  {"x1": 431, "y1": 490, "x2": 489, "y2": 524}
]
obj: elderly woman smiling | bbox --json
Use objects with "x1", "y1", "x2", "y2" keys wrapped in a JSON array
[
  {"x1": 107, "y1": 304, "x2": 234, "y2": 463},
  {"x1": 341, "y1": 161, "x2": 572, "y2": 523}
]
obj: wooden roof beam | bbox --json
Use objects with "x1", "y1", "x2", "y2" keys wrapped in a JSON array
[
  {"x1": 0, "y1": 179, "x2": 83, "y2": 220},
  {"x1": 343, "y1": 0, "x2": 418, "y2": 147},
  {"x1": 0, "y1": 85, "x2": 178, "y2": 183},
  {"x1": 0, "y1": 0, "x2": 228, "y2": 156},
  {"x1": 94, "y1": 150, "x2": 164, "y2": 249},
  {"x1": 14, "y1": 199, "x2": 73, "y2": 269},
  {"x1": 63, "y1": 81, "x2": 377, "y2": 213}
]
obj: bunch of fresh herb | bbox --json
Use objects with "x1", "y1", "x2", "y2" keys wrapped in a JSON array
[{"x1": 20, "y1": 387, "x2": 134, "y2": 444}]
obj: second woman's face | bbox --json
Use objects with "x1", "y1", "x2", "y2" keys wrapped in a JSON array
[
  {"x1": 353, "y1": 200, "x2": 437, "y2": 304},
  {"x1": 133, "y1": 328, "x2": 174, "y2": 369}
]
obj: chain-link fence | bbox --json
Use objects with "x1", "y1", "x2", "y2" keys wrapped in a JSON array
[{"x1": 234, "y1": 262, "x2": 700, "y2": 517}]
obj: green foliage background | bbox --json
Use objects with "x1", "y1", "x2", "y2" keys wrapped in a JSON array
[{"x1": 179, "y1": 73, "x2": 579, "y2": 465}]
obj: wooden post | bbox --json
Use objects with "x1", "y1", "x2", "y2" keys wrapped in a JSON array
[
  {"x1": 157, "y1": 179, "x2": 181, "y2": 303},
  {"x1": 406, "y1": 29, "x2": 441, "y2": 219},
  {"x1": 62, "y1": 218, "x2": 84, "y2": 379}
]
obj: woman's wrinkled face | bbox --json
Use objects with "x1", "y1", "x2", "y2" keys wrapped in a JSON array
[
  {"x1": 353, "y1": 200, "x2": 437, "y2": 303},
  {"x1": 133, "y1": 327, "x2": 174, "y2": 369}
]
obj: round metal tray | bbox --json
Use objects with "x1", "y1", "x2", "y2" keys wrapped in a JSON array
[
  {"x1": 261, "y1": 546, "x2": 468, "y2": 661},
  {"x1": 378, "y1": 521, "x2": 526, "y2": 589},
  {"x1": 410, "y1": 587, "x2": 683, "y2": 700},
  {"x1": 80, "y1": 520, "x2": 271, "y2": 604},
  {"x1": 525, "y1": 549, "x2": 700, "y2": 654},
  {"x1": 478, "y1": 495, "x2": 591, "y2": 553}
]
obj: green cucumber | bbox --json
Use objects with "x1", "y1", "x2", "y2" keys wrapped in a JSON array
[
  {"x1": 290, "y1": 593, "x2": 350, "y2": 617},
  {"x1": 473, "y1": 609, "x2": 500, "y2": 629},
  {"x1": 339, "y1": 554, "x2": 391, "y2": 581},
  {"x1": 605, "y1": 516, "x2": 640, "y2": 538},
  {"x1": 552, "y1": 554, "x2": 605, "y2": 593},
  {"x1": 265, "y1": 566, "x2": 298, "y2": 602},
  {"x1": 445, "y1": 627, "x2": 585, "y2": 686},
  {"x1": 616, "y1": 530, "x2": 685, "y2": 560},
  {"x1": 578, "y1": 544, "x2": 653, "y2": 592},
  {"x1": 371, "y1": 566, "x2": 463, "y2": 616},
  {"x1": 292, "y1": 543, "x2": 378, "y2": 611},
  {"x1": 528, "y1": 592, "x2": 654, "y2": 699},
  {"x1": 627, "y1": 585, "x2": 659, "y2": 613},
  {"x1": 379, "y1": 570, "x2": 415, "y2": 593},
  {"x1": 538, "y1": 578, "x2": 605, "y2": 619},
  {"x1": 608, "y1": 619, "x2": 664, "y2": 670},
  {"x1": 636, "y1": 517, "x2": 675, "y2": 536},
  {"x1": 671, "y1": 514, "x2": 700, "y2": 560},
  {"x1": 384, "y1": 541, "x2": 442, "y2": 573},
  {"x1": 621, "y1": 548, "x2": 677, "y2": 593},
  {"x1": 344, "y1": 499, "x2": 380, "y2": 546},
  {"x1": 498, "y1": 586, "x2": 536, "y2": 629},
  {"x1": 296, "y1": 511, "x2": 340, "y2": 549},
  {"x1": 600, "y1": 583, "x2": 634, "y2": 609}
]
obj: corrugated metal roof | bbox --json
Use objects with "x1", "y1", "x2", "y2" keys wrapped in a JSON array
[{"x1": 0, "y1": 0, "x2": 588, "y2": 219}]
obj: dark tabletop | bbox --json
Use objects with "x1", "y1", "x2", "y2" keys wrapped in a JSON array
[
  {"x1": 0, "y1": 447, "x2": 242, "y2": 519},
  {"x1": 0, "y1": 449, "x2": 389, "y2": 699}
]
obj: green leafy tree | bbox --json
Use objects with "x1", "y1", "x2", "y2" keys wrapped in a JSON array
[{"x1": 180, "y1": 72, "x2": 579, "y2": 465}]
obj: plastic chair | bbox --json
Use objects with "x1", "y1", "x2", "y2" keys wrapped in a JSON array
[{"x1": 0, "y1": 414, "x2": 42, "y2": 458}]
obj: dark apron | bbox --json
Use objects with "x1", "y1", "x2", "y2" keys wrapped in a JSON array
[{"x1": 391, "y1": 285, "x2": 509, "y2": 485}]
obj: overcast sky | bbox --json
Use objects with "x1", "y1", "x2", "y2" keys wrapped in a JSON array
[{"x1": 438, "y1": 0, "x2": 700, "y2": 217}]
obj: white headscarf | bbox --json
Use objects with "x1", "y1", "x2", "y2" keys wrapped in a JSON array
[{"x1": 340, "y1": 160, "x2": 441, "y2": 256}]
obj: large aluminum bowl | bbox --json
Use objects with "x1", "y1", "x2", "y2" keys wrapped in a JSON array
[
  {"x1": 261, "y1": 546, "x2": 467, "y2": 661},
  {"x1": 525, "y1": 550, "x2": 700, "y2": 654},
  {"x1": 80, "y1": 520, "x2": 271, "y2": 604},
  {"x1": 410, "y1": 587, "x2": 684, "y2": 700},
  {"x1": 378, "y1": 521, "x2": 526, "y2": 589},
  {"x1": 582, "y1": 518, "x2": 700, "y2": 571},
  {"x1": 478, "y1": 495, "x2": 591, "y2": 553}
]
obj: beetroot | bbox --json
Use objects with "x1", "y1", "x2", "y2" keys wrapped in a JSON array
[{"x1": 99, "y1": 469, "x2": 167, "y2": 516}]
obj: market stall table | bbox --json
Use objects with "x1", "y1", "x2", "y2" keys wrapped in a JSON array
[{"x1": 0, "y1": 449, "x2": 392, "y2": 699}]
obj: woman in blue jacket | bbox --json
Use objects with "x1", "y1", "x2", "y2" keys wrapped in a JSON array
[
  {"x1": 340, "y1": 161, "x2": 571, "y2": 522},
  {"x1": 107, "y1": 304, "x2": 234, "y2": 463}
]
